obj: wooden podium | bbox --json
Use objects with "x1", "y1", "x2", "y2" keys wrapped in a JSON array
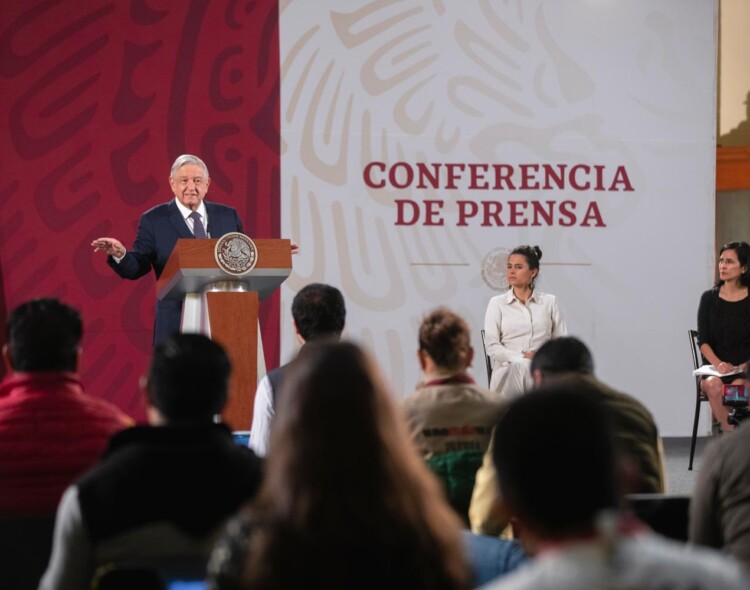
[{"x1": 156, "y1": 237, "x2": 292, "y2": 430}]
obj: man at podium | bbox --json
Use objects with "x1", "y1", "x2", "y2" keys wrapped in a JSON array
[{"x1": 92, "y1": 154, "x2": 244, "y2": 346}]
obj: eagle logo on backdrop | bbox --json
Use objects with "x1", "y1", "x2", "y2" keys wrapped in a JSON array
[
  {"x1": 481, "y1": 247, "x2": 512, "y2": 291},
  {"x1": 215, "y1": 233, "x2": 258, "y2": 276}
]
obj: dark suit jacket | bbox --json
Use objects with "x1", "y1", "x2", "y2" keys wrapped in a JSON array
[{"x1": 108, "y1": 199, "x2": 243, "y2": 345}]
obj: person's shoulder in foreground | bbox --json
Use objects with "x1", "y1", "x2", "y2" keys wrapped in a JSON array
[
  {"x1": 690, "y1": 418, "x2": 750, "y2": 567},
  {"x1": 481, "y1": 383, "x2": 747, "y2": 590},
  {"x1": 479, "y1": 532, "x2": 750, "y2": 590}
]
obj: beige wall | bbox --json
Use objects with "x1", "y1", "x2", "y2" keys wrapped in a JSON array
[
  {"x1": 719, "y1": 0, "x2": 750, "y2": 145},
  {"x1": 716, "y1": 0, "x2": 750, "y2": 260},
  {"x1": 717, "y1": 190, "x2": 750, "y2": 246}
]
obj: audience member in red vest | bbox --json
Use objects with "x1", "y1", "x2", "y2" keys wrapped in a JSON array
[{"x1": 0, "y1": 298, "x2": 133, "y2": 516}]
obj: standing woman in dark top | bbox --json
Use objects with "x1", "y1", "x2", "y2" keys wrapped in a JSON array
[{"x1": 697, "y1": 241, "x2": 750, "y2": 432}]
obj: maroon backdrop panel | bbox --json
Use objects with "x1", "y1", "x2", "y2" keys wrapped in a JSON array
[{"x1": 0, "y1": 0, "x2": 281, "y2": 422}]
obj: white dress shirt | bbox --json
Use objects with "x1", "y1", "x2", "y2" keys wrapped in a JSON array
[
  {"x1": 248, "y1": 375, "x2": 274, "y2": 457},
  {"x1": 174, "y1": 198, "x2": 209, "y2": 237}
]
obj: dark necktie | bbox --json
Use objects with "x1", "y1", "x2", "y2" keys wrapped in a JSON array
[{"x1": 189, "y1": 211, "x2": 207, "y2": 238}]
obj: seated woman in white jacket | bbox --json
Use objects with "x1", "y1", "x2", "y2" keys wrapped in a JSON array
[{"x1": 484, "y1": 245, "x2": 566, "y2": 398}]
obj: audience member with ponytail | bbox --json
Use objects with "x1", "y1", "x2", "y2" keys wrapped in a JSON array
[{"x1": 403, "y1": 307, "x2": 501, "y2": 522}]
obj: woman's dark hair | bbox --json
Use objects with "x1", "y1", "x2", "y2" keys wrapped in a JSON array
[
  {"x1": 241, "y1": 342, "x2": 469, "y2": 589},
  {"x1": 419, "y1": 307, "x2": 471, "y2": 372},
  {"x1": 717, "y1": 241, "x2": 750, "y2": 287},
  {"x1": 510, "y1": 245, "x2": 543, "y2": 285},
  {"x1": 510, "y1": 245, "x2": 542, "y2": 269}
]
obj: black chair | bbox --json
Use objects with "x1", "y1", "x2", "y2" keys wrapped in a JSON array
[
  {"x1": 0, "y1": 513, "x2": 56, "y2": 590},
  {"x1": 92, "y1": 566, "x2": 166, "y2": 590},
  {"x1": 627, "y1": 493, "x2": 691, "y2": 542},
  {"x1": 688, "y1": 329, "x2": 709, "y2": 470},
  {"x1": 480, "y1": 329, "x2": 492, "y2": 387}
]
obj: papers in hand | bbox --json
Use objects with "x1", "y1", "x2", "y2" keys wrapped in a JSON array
[{"x1": 693, "y1": 364, "x2": 743, "y2": 378}]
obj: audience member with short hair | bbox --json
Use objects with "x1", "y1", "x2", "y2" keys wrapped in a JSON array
[
  {"x1": 690, "y1": 416, "x2": 750, "y2": 568},
  {"x1": 40, "y1": 334, "x2": 262, "y2": 590},
  {"x1": 208, "y1": 341, "x2": 470, "y2": 590},
  {"x1": 481, "y1": 387, "x2": 749, "y2": 590},
  {"x1": 469, "y1": 336, "x2": 665, "y2": 536},
  {"x1": 249, "y1": 282, "x2": 345, "y2": 456},
  {"x1": 529, "y1": 335, "x2": 594, "y2": 377},
  {"x1": 403, "y1": 307, "x2": 501, "y2": 521},
  {"x1": 0, "y1": 298, "x2": 132, "y2": 516},
  {"x1": 530, "y1": 336, "x2": 665, "y2": 493}
]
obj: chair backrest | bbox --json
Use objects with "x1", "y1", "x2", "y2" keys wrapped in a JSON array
[
  {"x1": 92, "y1": 566, "x2": 166, "y2": 590},
  {"x1": 688, "y1": 329, "x2": 701, "y2": 371},
  {"x1": 0, "y1": 513, "x2": 56, "y2": 590},
  {"x1": 426, "y1": 449, "x2": 485, "y2": 525},
  {"x1": 480, "y1": 329, "x2": 492, "y2": 387},
  {"x1": 626, "y1": 493, "x2": 691, "y2": 542}
]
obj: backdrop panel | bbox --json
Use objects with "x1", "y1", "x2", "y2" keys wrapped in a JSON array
[
  {"x1": 0, "y1": 0, "x2": 281, "y2": 421},
  {"x1": 280, "y1": 0, "x2": 717, "y2": 435}
]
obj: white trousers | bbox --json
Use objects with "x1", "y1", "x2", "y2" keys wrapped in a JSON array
[{"x1": 490, "y1": 358, "x2": 532, "y2": 400}]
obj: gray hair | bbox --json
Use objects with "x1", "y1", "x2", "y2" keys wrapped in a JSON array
[{"x1": 170, "y1": 154, "x2": 209, "y2": 179}]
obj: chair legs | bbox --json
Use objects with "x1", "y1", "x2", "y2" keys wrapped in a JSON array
[
  {"x1": 689, "y1": 386, "x2": 702, "y2": 470},
  {"x1": 480, "y1": 330, "x2": 492, "y2": 388}
]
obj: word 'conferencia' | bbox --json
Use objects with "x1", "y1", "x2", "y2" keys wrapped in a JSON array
[{"x1": 363, "y1": 161, "x2": 634, "y2": 228}]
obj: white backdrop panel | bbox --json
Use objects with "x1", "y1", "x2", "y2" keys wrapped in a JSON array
[{"x1": 279, "y1": 0, "x2": 717, "y2": 436}]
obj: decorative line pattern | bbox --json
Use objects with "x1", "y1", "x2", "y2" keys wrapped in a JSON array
[{"x1": 0, "y1": 1, "x2": 280, "y2": 420}]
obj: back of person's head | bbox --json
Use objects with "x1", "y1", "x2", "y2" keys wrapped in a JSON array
[
  {"x1": 249, "y1": 341, "x2": 468, "y2": 588},
  {"x1": 268, "y1": 341, "x2": 437, "y2": 509},
  {"x1": 418, "y1": 307, "x2": 472, "y2": 372},
  {"x1": 146, "y1": 334, "x2": 230, "y2": 423},
  {"x1": 492, "y1": 386, "x2": 619, "y2": 539},
  {"x1": 291, "y1": 283, "x2": 346, "y2": 342},
  {"x1": 530, "y1": 336, "x2": 594, "y2": 381},
  {"x1": 6, "y1": 298, "x2": 82, "y2": 372}
]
